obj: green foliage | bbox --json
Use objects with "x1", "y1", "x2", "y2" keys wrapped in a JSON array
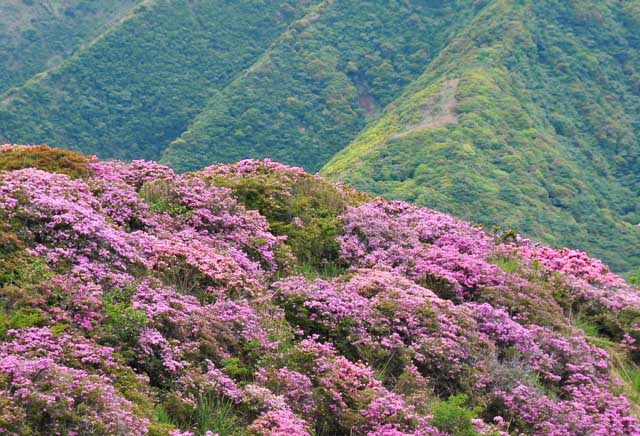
[
  {"x1": 165, "y1": 394, "x2": 245, "y2": 436},
  {"x1": 101, "y1": 302, "x2": 147, "y2": 348},
  {"x1": 0, "y1": 145, "x2": 91, "y2": 179},
  {"x1": 0, "y1": 0, "x2": 137, "y2": 94},
  {"x1": 618, "y1": 364, "x2": 640, "y2": 407},
  {"x1": 430, "y1": 394, "x2": 483, "y2": 436},
  {"x1": 0, "y1": 0, "x2": 314, "y2": 161},
  {"x1": 147, "y1": 198, "x2": 191, "y2": 217},
  {"x1": 221, "y1": 357, "x2": 250, "y2": 380},
  {"x1": 494, "y1": 257, "x2": 519, "y2": 274},
  {"x1": 292, "y1": 262, "x2": 347, "y2": 281},
  {"x1": 204, "y1": 166, "x2": 367, "y2": 274},
  {"x1": 0, "y1": 307, "x2": 45, "y2": 338},
  {"x1": 0, "y1": 226, "x2": 53, "y2": 338},
  {"x1": 162, "y1": 0, "x2": 480, "y2": 172},
  {"x1": 322, "y1": 0, "x2": 640, "y2": 275},
  {"x1": 192, "y1": 396, "x2": 244, "y2": 436},
  {"x1": 575, "y1": 316, "x2": 601, "y2": 338}
]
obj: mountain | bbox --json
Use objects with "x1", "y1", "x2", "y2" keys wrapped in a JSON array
[
  {"x1": 322, "y1": 0, "x2": 640, "y2": 274},
  {"x1": 160, "y1": 0, "x2": 481, "y2": 172},
  {"x1": 0, "y1": 0, "x2": 137, "y2": 94},
  {"x1": 1, "y1": 144, "x2": 640, "y2": 435},
  {"x1": 0, "y1": 0, "x2": 316, "y2": 160},
  {"x1": 0, "y1": 0, "x2": 639, "y2": 275}
]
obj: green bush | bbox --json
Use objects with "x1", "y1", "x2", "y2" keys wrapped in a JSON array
[
  {"x1": 204, "y1": 166, "x2": 367, "y2": 275},
  {"x1": 0, "y1": 145, "x2": 91, "y2": 179},
  {"x1": 430, "y1": 394, "x2": 483, "y2": 436}
]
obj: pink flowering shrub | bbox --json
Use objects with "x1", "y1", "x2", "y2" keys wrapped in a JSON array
[
  {"x1": 89, "y1": 159, "x2": 175, "y2": 188},
  {"x1": 132, "y1": 282, "x2": 270, "y2": 400},
  {"x1": 516, "y1": 243, "x2": 640, "y2": 358},
  {"x1": 247, "y1": 408, "x2": 311, "y2": 436},
  {"x1": 0, "y1": 356, "x2": 148, "y2": 435},
  {"x1": 254, "y1": 366, "x2": 316, "y2": 416},
  {"x1": 274, "y1": 270, "x2": 491, "y2": 393},
  {"x1": 338, "y1": 200, "x2": 508, "y2": 300},
  {"x1": 200, "y1": 159, "x2": 366, "y2": 271},
  {"x1": 1, "y1": 146, "x2": 639, "y2": 435},
  {"x1": 518, "y1": 244, "x2": 639, "y2": 310},
  {"x1": 467, "y1": 303, "x2": 640, "y2": 434},
  {"x1": 280, "y1": 336, "x2": 446, "y2": 435},
  {"x1": 0, "y1": 328, "x2": 151, "y2": 435},
  {"x1": 0, "y1": 168, "x2": 146, "y2": 269}
]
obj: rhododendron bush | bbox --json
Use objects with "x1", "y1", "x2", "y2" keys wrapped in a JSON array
[{"x1": 0, "y1": 145, "x2": 639, "y2": 435}]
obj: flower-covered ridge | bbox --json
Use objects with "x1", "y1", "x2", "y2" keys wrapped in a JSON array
[{"x1": 0, "y1": 144, "x2": 639, "y2": 435}]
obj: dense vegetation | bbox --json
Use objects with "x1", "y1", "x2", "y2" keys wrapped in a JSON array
[
  {"x1": 0, "y1": 0, "x2": 314, "y2": 160},
  {"x1": 0, "y1": 0, "x2": 638, "y2": 274},
  {"x1": 1, "y1": 145, "x2": 640, "y2": 435},
  {"x1": 323, "y1": 0, "x2": 640, "y2": 275},
  {"x1": 162, "y1": 0, "x2": 480, "y2": 172},
  {"x1": 0, "y1": 0, "x2": 137, "y2": 94}
]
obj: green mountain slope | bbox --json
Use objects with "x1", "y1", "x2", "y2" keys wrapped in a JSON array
[
  {"x1": 322, "y1": 0, "x2": 640, "y2": 274},
  {"x1": 0, "y1": 0, "x2": 315, "y2": 160},
  {"x1": 0, "y1": 0, "x2": 137, "y2": 94},
  {"x1": 161, "y1": 0, "x2": 482, "y2": 172},
  {"x1": 1, "y1": 0, "x2": 639, "y2": 274}
]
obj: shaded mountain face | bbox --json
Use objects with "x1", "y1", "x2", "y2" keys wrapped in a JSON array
[
  {"x1": 1, "y1": 0, "x2": 639, "y2": 274},
  {"x1": 0, "y1": 0, "x2": 138, "y2": 94},
  {"x1": 0, "y1": 0, "x2": 316, "y2": 160}
]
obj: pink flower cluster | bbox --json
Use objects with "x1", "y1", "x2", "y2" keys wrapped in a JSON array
[
  {"x1": 274, "y1": 268, "x2": 640, "y2": 434},
  {"x1": 0, "y1": 328, "x2": 149, "y2": 434},
  {"x1": 337, "y1": 200, "x2": 509, "y2": 300},
  {"x1": 519, "y1": 244, "x2": 640, "y2": 311},
  {"x1": 273, "y1": 270, "x2": 490, "y2": 381},
  {"x1": 202, "y1": 158, "x2": 307, "y2": 180}
]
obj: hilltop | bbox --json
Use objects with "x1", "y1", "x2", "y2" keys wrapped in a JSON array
[{"x1": 0, "y1": 145, "x2": 639, "y2": 435}]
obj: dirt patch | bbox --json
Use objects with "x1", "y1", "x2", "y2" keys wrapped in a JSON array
[
  {"x1": 391, "y1": 78, "x2": 459, "y2": 139},
  {"x1": 358, "y1": 91, "x2": 380, "y2": 120}
]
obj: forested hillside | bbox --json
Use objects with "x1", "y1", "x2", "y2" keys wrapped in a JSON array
[
  {"x1": 323, "y1": 0, "x2": 640, "y2": 274},
  {"x1": 161, "y1": 0, "x2": 481, "y2": 172},
  {"x1": 0, "y1": 0, "x2": 639, "y2": 275},
  {"x1": 0, "y1": 0, "x2": 137, "y2": 94},
  {"x1": 0, "y1": 0, "x2": 315, "y2": 160}
]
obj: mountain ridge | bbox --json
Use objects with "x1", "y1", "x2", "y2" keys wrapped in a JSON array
[
  {"x1": 0, "y1": 0, "x2": 638, "y2": 275},
  {"x1": 322, "y1": 0, "x2": 640, "y2": 275}
]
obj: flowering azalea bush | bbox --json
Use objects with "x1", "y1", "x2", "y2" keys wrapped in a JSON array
[
  {"x1": 0, "y1": 145, "x2": 639, "y2": 435},
  {"x1": 0, "y1": 328, "x2": 151, "y2": 435},
  {"x1": 515, "y1": 243, "x2": 640, "y2": 360},
  {"x1": 273, "y1": 270, "x2": 492, "y2": 393},
  {"x1": 337, "y1": 200, "x2": 509, "y2": 301}
]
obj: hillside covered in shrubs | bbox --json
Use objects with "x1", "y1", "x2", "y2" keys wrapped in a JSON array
[
  {"x1": 1, "y1": 145, "x2": 640, "y2": 435},
  {"x1": 1, "y1": 0, "x2": 639, "y2": 276}
]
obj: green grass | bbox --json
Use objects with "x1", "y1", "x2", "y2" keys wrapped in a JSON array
[
  {"x1": 571, "y1": 314, "x2": 640, "y2": 412},
  {"x1": 192, "y1": 396, "x2": 244, "y2": 436},
  {"x1": 292, "y1": 262, "x2": 347, "y2": 281}
]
